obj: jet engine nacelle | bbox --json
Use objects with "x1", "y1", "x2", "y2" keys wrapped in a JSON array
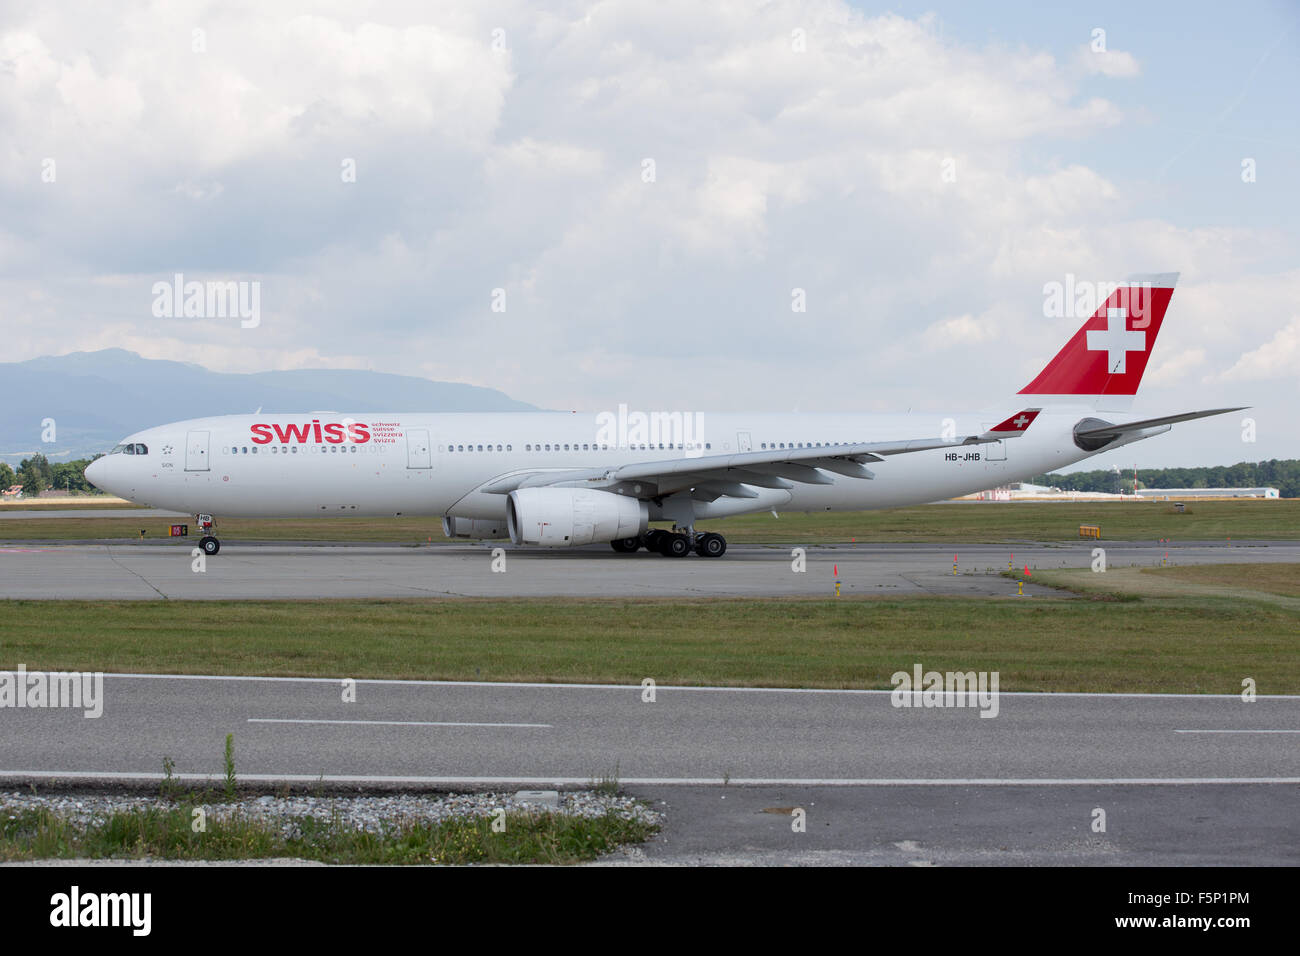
[
  {"x1": 507, "y1": 488, "x2": 648, "y2": 546},
  {"x1": 442, "y1": 516, "x2": 511, "y2": 540}
]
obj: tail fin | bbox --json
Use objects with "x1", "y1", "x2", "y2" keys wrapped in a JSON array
[{"x1": 1019, "y1": 272, "x2": 1178, "y2": 408}]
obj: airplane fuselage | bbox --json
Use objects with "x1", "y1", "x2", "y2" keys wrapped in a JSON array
[{"x1": 89, "y1": 408, "x2": 1107, "y2": 521}]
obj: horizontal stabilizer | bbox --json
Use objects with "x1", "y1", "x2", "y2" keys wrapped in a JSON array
[{"x1": 1074, "y1": 407, "x2": 1247, "y2": 440}]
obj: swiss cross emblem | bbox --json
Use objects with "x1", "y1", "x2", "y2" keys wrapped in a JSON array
[
  {"x1": 1012, "y1": 415, "x2": 1029, "y2": 428},
  {"x1": 1086, "y1": 307, "x2": 1146, "y2": 374}
]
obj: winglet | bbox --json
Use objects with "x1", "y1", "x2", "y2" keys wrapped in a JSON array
[{"x1": 983, "y1": 408, "x2": 1041, "y2": 438}]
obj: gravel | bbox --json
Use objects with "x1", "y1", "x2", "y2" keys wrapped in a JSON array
[{"x1": 1, "y1": 790, "x2": 663, "y2": 842}]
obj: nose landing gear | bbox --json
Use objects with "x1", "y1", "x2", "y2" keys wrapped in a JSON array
[{"x1": 196, "y1": 514, "x2": 220, "y2": 555}]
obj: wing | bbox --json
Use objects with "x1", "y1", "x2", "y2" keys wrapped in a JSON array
[{"x1": 479, "y1": 409, "x2": 1041, "y2": 501}]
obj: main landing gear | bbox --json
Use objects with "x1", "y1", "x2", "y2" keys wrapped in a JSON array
[
  {"x1": 196, "y1": 513, "x2": 220, "y2": 555},
  {"x1": 610, "y1": 529, "x2": 728, "y2": 558}
]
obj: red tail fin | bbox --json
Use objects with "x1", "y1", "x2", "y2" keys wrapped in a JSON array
[{"x1": 1020, "y1": 273, "x2": 1177, "y2": 399}]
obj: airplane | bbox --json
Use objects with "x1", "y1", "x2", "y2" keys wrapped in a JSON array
[{"x1": 85, "y1": 272, "x2": 1243, "y2": 558}]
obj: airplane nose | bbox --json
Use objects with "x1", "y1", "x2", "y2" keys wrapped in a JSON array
[{"x1": 85, "y1": 457, "x2": 108, "y2": 490}]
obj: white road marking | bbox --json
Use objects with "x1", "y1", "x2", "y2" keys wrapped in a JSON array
[
  {"x1": 247, "y1": 718, "x2": 551, "y2": 728},
  {"x1": 1, "y1": 771, "x2": 1298, "y2": 786},
  {"x1": 91, "y1": 672, "x2": 1300, "y2": 699},
  {"x1": 1175, "y1": 729, "x2": 1300, "y2": 734}
]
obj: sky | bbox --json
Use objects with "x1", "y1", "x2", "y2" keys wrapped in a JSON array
[{"x1": 1, "y1": 0, "x2": 1296, "y2": 470}]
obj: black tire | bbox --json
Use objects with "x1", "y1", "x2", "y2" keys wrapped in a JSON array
[
  {"x1": 660, "y1": 534, "x2": 690, "y2": 557},
  {"x1": 697, "y1": 533, "x2": 726, "y2": 557},
  {"x1": 200, "y1": 536, "x2": 220, "y2": 556},
  {"x1": 643, "y1": 529, "x2": 665, "y2": 551},
  {"x1": 610, "y1": 537, "x2": 640, "y2": 553}
]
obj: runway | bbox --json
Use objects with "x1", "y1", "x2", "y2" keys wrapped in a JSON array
[
  {"x1": 4, "y1": 675, "x2": 1296, "y2": 865},
  {"x1": 4, "y1": 675, "x2": 1297, "y2": 783},
  {"x1": 0, "y1": 539, "x2": 1295, "y2": 600},
  {"x1": 0, "y1": 508, "x2": 185, "y2": 520}
]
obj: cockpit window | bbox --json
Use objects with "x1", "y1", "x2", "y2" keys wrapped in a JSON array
[{"x1": 133, "y1": 443, "x2": 147, "y2": 455}]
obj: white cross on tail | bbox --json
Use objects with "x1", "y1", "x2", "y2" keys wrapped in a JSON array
[{"x1": 1086, "y1": 307, "x2": 1146, "y2": 374}]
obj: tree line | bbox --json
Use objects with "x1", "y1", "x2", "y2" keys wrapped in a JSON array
[
  {"x1": 1034, "y1": 459, "x2": 1299, "y2": 498},
  {"x1": 2, "y1": 453, "x2": 1296, "y2": 499},
  {"x1": 0, "y1": 454, "x2": 104, "y2": 497}
]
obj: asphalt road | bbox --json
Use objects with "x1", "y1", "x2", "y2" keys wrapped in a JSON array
[
  {"x1": 4, "y1": 675, "x2": 1296, "y2": 865},
  {"x1": 4, "y1": 675, "x2": 1296, "y2": 783},
  {"x1": 0, "y1": 539, "x2": 1294, "y2": 600},
  {"x1": 618, "y1": 782, "x2": 1299, "y2": 865}
]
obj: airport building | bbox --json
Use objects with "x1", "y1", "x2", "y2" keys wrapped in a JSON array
[{"x1": 1136, "y1": 487, "x2": 1280, "y2": 499}]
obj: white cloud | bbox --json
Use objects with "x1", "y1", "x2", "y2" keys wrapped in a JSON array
[
  {"x1": 1077, "y1": 45, "x2": 1141, "y2": 78},
  {"x1": 1145, "y1": 348, "x2": 1206, "y2": 387},
  {"x1": 1216, "y1": 317, "x2": 1300, "y2": 383},
  {"x1": 922, "y1": 313, "x2": 991, "y2": 349},
  {"x1": 0, "y1": 1, "x2": 1292, "y2": 466}
]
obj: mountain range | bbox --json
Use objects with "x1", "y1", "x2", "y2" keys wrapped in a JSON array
[{"x1": 0, "y1": 349, "x2": 539, "y2": 463}]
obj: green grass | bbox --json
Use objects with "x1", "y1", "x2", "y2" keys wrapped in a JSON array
[
  {"x1": 1019, "y1": 562, "x2": 1300, "y2": 607},
  {"x1": 1146, "y1": 562, "x2": 1300, "y2": 598},
  {"x1": 1, "y1": 590, "x2": 1295, "y2": 693},
  {"x1": 0, "y1": 804, "x2": 656, "y2": 865},
  {"x1": 1, "y1": 499, "x2": 1295, "y2": 543}
]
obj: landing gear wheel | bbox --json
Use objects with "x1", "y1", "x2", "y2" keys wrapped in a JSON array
[
  {"x1": 199, "y1": 535, "x2": 220, "y2": 556},
  {"x1": 610, "y1": 537, "x2": 641, "y2": 553},
  {"x1": 695, "y1": 533, "x2": 727, "y2": 557},
  {"x1": 659, "y1": 534, "x2": 691, "y2": 557},
  {"x1": 643, "y1": 529, "x2": 666, "y2": 552}
]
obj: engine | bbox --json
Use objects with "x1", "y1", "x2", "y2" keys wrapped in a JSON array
[
  {"x1": 442, "y1": 517, "x2": 511, "y2": 540},
  {"x1": 507, "y1": 488, "x2": 648, "y2": 546}
]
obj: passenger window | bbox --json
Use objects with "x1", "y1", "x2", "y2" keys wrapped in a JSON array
[
  {"x1": 293, "y1": 446, "x2": 298, "y2": 453},
  {"x1": 506, "y1": 445, "x2": 512, "y2": 451}
]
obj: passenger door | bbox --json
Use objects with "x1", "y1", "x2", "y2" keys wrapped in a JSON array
[
  {"x1": 406, "y1": 428, "x2": 432, "y2": 469},
  {"x1": 185, "y1": 430, "x2": 210, "y2": 471}
]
